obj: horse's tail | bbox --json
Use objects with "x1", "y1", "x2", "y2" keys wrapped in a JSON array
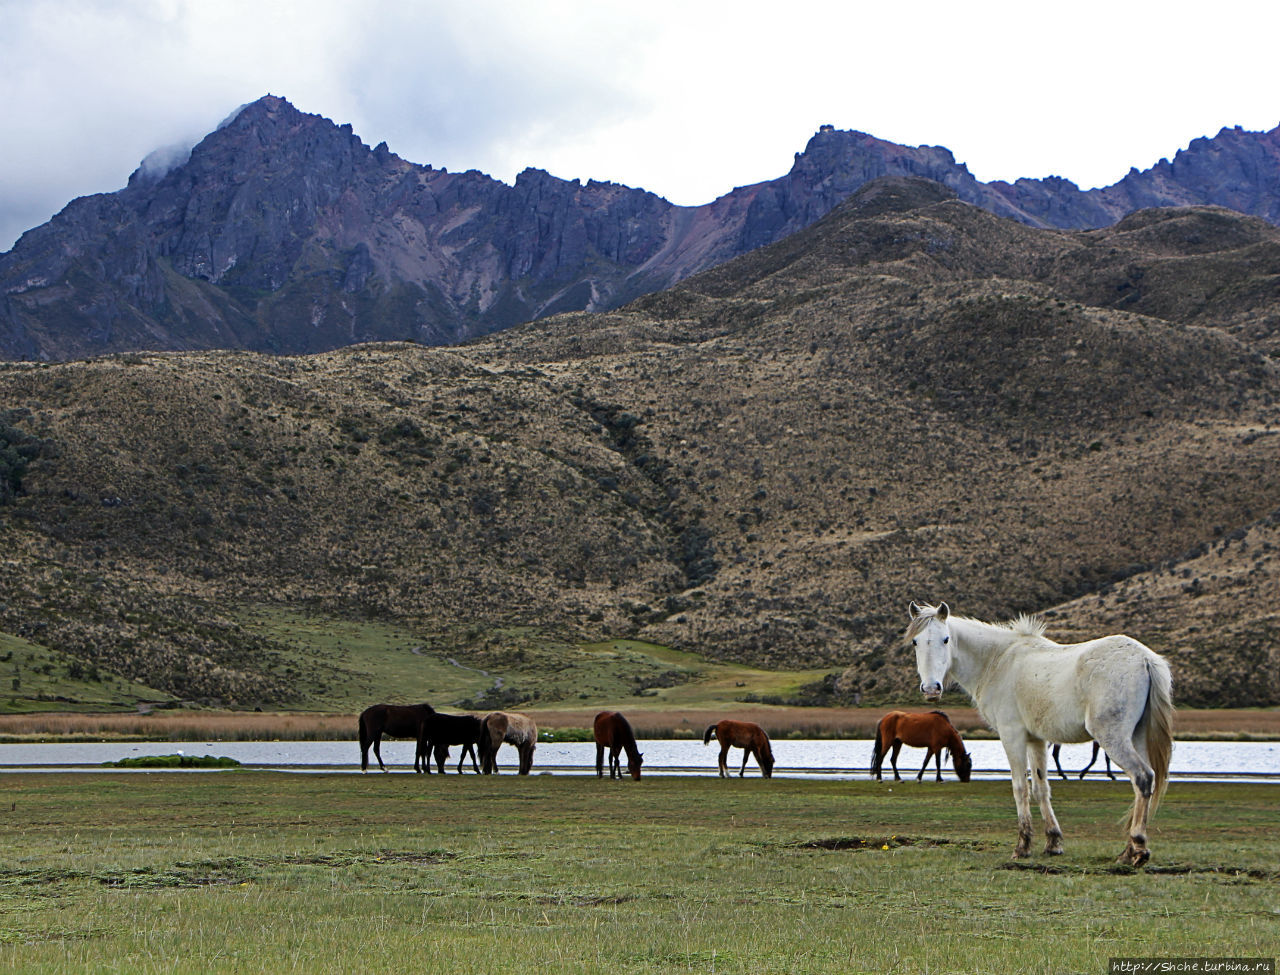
[
  {"x1": 870, "y1": 732, "x2": 883, "y2": 776},
  {"x1": 703, "y1": 724, "x2": 717, "y2": 745},
  {"x1": 358, "y1": 713, "x2": 371, "y2": 768},
  {"x1": 1140, "y1": 654, "x2": 1175, "y2": 818}
]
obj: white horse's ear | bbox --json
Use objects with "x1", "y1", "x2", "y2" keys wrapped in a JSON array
[
  {"x1": 909, "y1": 601, "x2": 923, "y2": 619},
  {"x1": 937, "y1": 602, "x2": 950, "y2": 621}
]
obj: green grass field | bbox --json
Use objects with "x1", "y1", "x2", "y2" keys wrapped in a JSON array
[
  {"x1": 1, "y1": 606, "x2": 837, "y2": 717},
  {"x1": 1, "y1": 773, "x2": 1274, "y2": 973},
  {"x1": 233, "y1": 608, "x2": 833, "y2": 714},
  {"x1": 0, "y1": 631, "x2": 174, "y2": 713}
]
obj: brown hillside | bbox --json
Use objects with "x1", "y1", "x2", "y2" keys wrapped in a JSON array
[{"x1": 2, "y1": 179, "x2": 1278, "y2": 707}]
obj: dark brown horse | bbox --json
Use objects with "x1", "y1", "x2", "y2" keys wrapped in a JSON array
[
  {"x1": 593, "y1": 711, "x2": 643, "y2": 780},
  {"x1": 422, "y1": 711, "x2": 483, "y2": 774},
  {"x1": 1052, "y1": 741, "x2": 1117, "y2": 780},
  {"x1": 703, "y1": 719, "x2": 775, "y2": 778},
  {"x1": 871, "y1": 710, "x2": 973, "y2": 782},
  {"x1": 358, "y1": 703, "x2": 435, "y2": 773}
]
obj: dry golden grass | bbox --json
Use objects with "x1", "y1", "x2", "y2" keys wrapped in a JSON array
[{"x1": 3, "y1": 705, "x2": 1277, "y2": 742}]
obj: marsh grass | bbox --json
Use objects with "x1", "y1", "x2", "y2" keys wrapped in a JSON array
[{"x1": 0, "y1": 773, "x2": 1274, "y2": 973}]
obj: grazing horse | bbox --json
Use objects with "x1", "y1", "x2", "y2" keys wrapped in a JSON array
[
  {"x1": 870, "y1": 710, "x2": 972, "y2": 782},
  {"x1": 1051, "y1": 741, "x2": 1116, "y2": 780},
  {"x1": 703, "y1": 719, "x2": 775, "y2": 778},
  {"x1": 593, "y1": 711, "x2": 643, "y2": 780},
  {"x1": 907, "y1": 601, "x2": 1173, "y2": 865},
  {"x1": 479, "y1": 711, "x2": 538, "y2": 774},
  {"x1": 421, "y1": 711, "x2": 483, "y2": 774},
  {"x1": 358, "y1": 703, "x2": 435, "y2": 773}
]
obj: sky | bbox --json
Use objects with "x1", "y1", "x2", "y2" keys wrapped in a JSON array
[{"x1": 3, "y1": 0, "x2": 1280, "y2": 252}]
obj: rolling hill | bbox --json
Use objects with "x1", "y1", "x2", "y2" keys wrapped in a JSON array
[{"x1": 2, "y1": 178, "x2": 1277, "y2": 709}]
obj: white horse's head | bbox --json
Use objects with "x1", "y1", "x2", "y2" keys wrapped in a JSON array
[{"x1": 906, "y1": 601, "x2": 951, "y2": 701}]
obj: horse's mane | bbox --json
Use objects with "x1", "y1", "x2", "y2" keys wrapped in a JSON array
[
  {"x1": 904, "y1": 604, "x2": 1047, "y2": 643},
  {"x1": 1008, "y1": 613, "x2": 1047, "y2": 638}
]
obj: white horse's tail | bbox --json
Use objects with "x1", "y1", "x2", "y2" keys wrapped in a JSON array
[{"x1": 1134, "y1": 654, "x2": 1175, "y2": 823}]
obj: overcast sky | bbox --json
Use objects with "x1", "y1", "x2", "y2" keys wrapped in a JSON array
[{"x1": 3, "y1": 0, "x2": 1279, "y2": 252}]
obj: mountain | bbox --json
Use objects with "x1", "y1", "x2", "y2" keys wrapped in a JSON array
[
  {"x1": 4, "y1": 96, "x2": 1280, "y2": 361},
  {"x1": 2, "y1": 180, "x2": 1278, "y2": 708}
]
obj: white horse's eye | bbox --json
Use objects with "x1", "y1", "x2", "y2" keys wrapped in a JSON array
[
  {"x1": 912, "y1": 638, "x2": 917, "y2": 646},
  {"x1": 943, "y1": 636, "x2": 950, "y2": 644}
]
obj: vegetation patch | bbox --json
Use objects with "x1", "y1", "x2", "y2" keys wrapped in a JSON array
[{"x1": 100, "y1": 754, "x2": 241, "y2": 768}]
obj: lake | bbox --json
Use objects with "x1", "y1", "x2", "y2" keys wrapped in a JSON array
[{"x1": 1, "y1": 738, "x2": 1276, "y2": 781}]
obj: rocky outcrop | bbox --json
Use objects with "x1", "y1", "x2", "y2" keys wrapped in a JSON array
[{"x1": 4, "y1": 97, "x2": 1280, "y2": 361}]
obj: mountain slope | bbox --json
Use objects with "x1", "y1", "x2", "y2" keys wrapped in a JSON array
[
  {"x1": 1, "y1": 182, "x2": 1278, "y2": 707},
  {"x1": 5, "y1": 98, "x2": 1280, "y2": 362}
]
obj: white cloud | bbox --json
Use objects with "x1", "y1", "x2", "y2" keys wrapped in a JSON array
[{"x1": 2, "y1": 0, "x2": 1279, "y2": 250}]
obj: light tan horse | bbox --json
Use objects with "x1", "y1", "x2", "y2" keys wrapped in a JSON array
[
  {"x1": 703, "y1": 719, "x2": 775, "y2": 778},
  {"x1": 480, "y1": 711, "x2": 537, "y2": 774}
]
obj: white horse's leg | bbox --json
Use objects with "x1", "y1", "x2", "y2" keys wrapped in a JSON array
[
  {"x1": 1027, "y1": 739, "x2": 1064, "y2": 855},
  {"x1": 1000, "y1": 734, "x2": 1034, "y2": 858},
  {"x1": 1096, "y1": 732, "x2": 1155, "y2": 866}
]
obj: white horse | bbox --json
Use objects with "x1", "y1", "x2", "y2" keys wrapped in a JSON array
[
  {"x1": 480, "y1": 711, "x2": 537, "y2": 774},
  {"x1": 906, "y1": 602, "x2": 1174, "y2": 866}
]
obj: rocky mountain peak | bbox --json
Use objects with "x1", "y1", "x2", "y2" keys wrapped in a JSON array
[{"x1": 7, "y1": 99, "x2": 1280, "y2": 362}]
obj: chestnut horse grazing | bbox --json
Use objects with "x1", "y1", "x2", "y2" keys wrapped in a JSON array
[
  {"x1": 870, "y1": 710, "x2": 972, "y2": 783},
  {"x1": 703, "y1": 719, "x2": 775, "y2": 778},
  {"x1": 907, "y1": 601, "x2": 1173, "y2": 865},
  {"x1": 480, "y1": 711, "x2": 537, "y2": 774},
  {"x1": 594, "y1": 711, "x2": 643, "y2": 780},
  {"x1": 358, "y1": 703, "x2": 435, "y2": 773}
]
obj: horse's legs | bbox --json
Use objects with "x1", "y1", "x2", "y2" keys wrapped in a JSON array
[
  {"x1": 1052, "y1": 744, "x2": 1067, "y2": 780},
  {"x1": 595, "y1": 741, "x2": 605, "y2": 778},
  {"x1": 915, "y1": 747, "x2": 931, "y2": 782},
  {"x1": 889, "y1": 740, "x2": 903, "y2": 782},
  {"x1": 740, "y1": 747, "x2": 750, "y2": 778},
  {"x1": 1096, "y1": 732, "x2": 1156, "y2": 866},
  {"x1": 1027, "y1": 739, "x2": 1064, "y2": 855},
  {"x1": 1078, "y1": 741, "x2": 1100, "y2": 779},
  {"x1": 718, "y1": 742, "x2": 730, "y2": 778},
  {"x1": 999, "y1": 734, "x2": 1035, "y2": 857},
  {"x1": 372, "y1": 736, "x2": 387, "y2": 773},
  {"x1": 466, "y1": 743, "x2": 480, "y2": 774},
  {"x1": 519, "y1": 742, "x2": 534, "y2": 775}
]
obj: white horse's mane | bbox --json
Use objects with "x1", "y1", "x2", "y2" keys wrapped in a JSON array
[{"x1": 905, "y1": 604, "x2": 1047, "y2": 642}]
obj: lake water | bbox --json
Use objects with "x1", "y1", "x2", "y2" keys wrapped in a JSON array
[{"x1": 1, "y1": 738, "x2": 1276, "y2": 782}]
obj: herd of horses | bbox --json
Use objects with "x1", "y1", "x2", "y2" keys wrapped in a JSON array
[
  {"x1": 358, "y1": 704, "x2": 536, "y2": 775},
  {"x1": 359, "y1": 602, "x2": 1175, "y2": 865}
]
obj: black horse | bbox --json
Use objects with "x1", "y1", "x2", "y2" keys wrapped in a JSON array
[
  {"x1": 422, "y1": 711, "x2": 484, "y2": 774},
  {"x1": 358, "y1": 703, "x2": 435, "y2": 773},
  {"x1": 1051, "y1": 741, "x2": 1117, "y2": 780}
]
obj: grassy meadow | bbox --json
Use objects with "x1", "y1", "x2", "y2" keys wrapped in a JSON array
[{"x1": 0, "y1": 772, "x2": 1275, "y2": 974}]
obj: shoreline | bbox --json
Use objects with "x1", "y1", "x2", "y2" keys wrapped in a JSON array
[{"x1": 1, "y1": 705, "x2": 1278, "y2": 743}]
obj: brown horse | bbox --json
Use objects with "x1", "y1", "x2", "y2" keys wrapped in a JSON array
[
  {"x1": 593, "y1": 711, "x2": 643, "y2": 780},
  {"x1": 871, "y1": 710, "x2": 973, "y2": 783},
  {"x1": 479, "y1": 711, "x2": 538, "y2": 774},
  {"x1": 703, "y1": 719, "x2": 775, "y2": 778},
  {"x1": 358, "y1": 703, "x2": 435, "y2": 773}
]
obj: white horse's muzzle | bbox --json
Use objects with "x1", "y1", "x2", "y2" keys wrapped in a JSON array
[{"x1": 921, "y1": 681, "x2": 943, "y2": 701}]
